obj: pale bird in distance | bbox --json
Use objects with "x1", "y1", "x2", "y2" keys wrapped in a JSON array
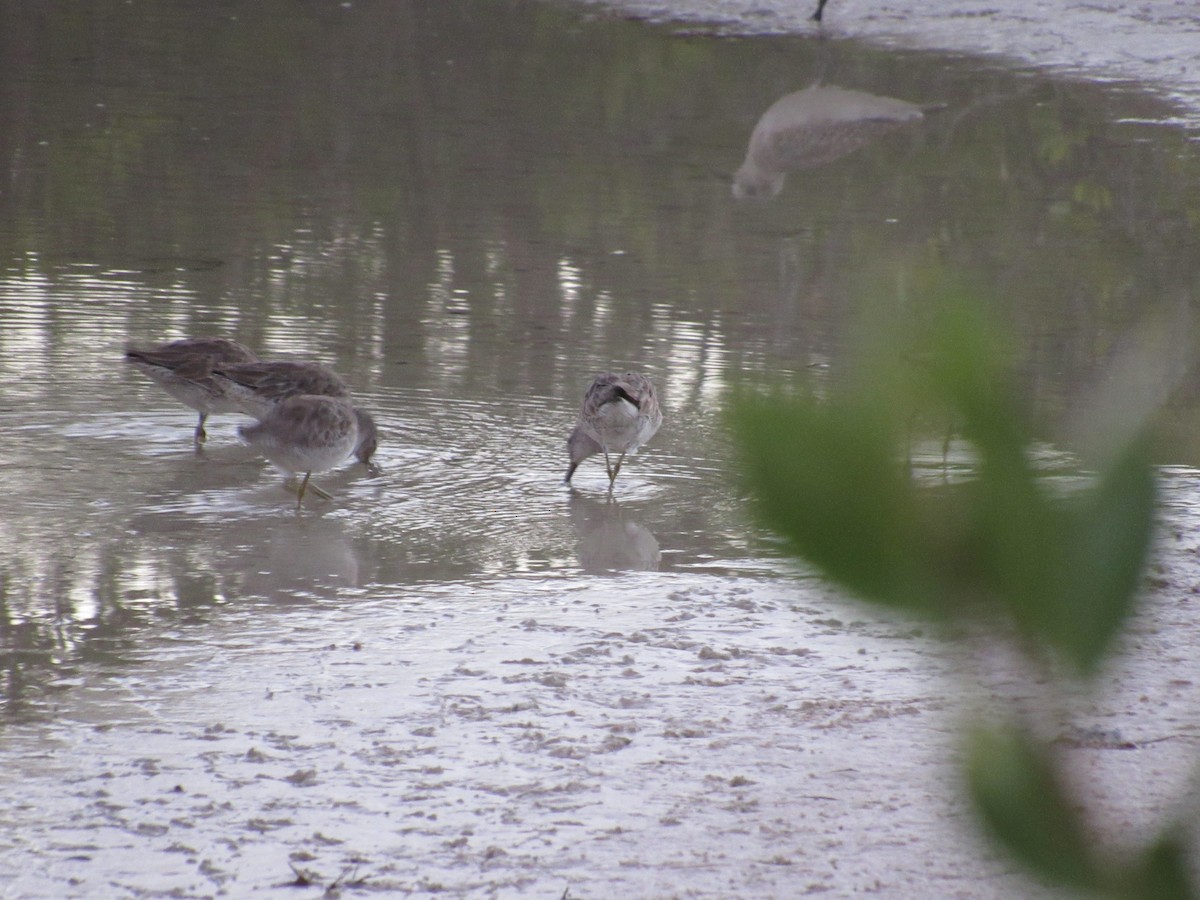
[
  {"x1": 239, "y1": 394, "x2": 377, "y2": 508},
  {"x1": 732, "y1": 85, "x2": 926, "y2": 200},
  {"x1": 124, "y1": 337, "x2": 257, "y2": 443},
  {"x1": 566, "y1": 372, "x2": 663, "y2": 492}
]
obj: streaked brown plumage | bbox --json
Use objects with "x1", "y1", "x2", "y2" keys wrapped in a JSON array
[
  {"x1": 211, "y1": 360, "x2": 351, "y2": 420},
  {"x1": 124, "y1": 337, "x2": 257, "y2": 443},
  {"x1": 566, "y1": 372, "x2": 663, "y2": 491},
  {"x1": 239, "y1": 394, "x2": 377, "y2": 507}
]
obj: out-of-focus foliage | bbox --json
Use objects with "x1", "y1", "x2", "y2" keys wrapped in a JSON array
[
  {"x1": 966, "y1": 723, "x2": 1101, "y2": 892},
  {"x1": 731, "y1": 288, "x2": 1190, "y2": 896},
  {"x1": 731, "y1": 291, "x2": 1155, "y2": 673}
]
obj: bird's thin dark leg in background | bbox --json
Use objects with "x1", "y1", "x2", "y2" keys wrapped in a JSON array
[
  {"x1": 812, "y1": 0, "x2": 829, "y2": 22},
  {"x1": 195, "y1": 412, "x2": 208, "y2": 444},
  {"x1": 942, "y1": 424, "x2": 953, "y2": 479}
]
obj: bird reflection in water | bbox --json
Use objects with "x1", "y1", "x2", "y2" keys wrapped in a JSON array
[
  {"x1": 128, "y1": 507, "x2": 363, "y2": 604},
  {"x1": 240, "y1": 516, "x2": 362, "y2": 602},
  {"x1": 732, "y1": 85, "x2": 927, "y2": 200},
  {"x1": 568, "y1": 492, "x2": 661, "y2": 574}
]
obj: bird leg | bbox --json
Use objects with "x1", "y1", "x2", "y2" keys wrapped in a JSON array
[
  {"x1": 602, "y1": 449, "x2": 615, "y2": 482},
  {"x1": 611, "y1": 452, "x2": 627, "y2": 484},
  {"x1": 296, "y1": 471, "x2": 313, "y2": 508},
  {"x1": 284, "y1": 477, "x2": 333, "y2": 503},
  {"x1": 194, "y1": 412, "x2": 208, "y2": 444}
]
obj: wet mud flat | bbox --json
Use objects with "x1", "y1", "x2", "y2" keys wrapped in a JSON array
[{"x1": 1, "y1": 486, "x2": 1198, "y2": 898}]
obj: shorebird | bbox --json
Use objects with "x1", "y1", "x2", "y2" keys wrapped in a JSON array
[
  {"x1": 125, "y1": 337, "x2": 257, "y2": 443},
  {"x1": 732, "y1": 84, "x2": 925, "y2": 200},
  {"x1": 565, "y1": 372, "x2": 663, "y2": 492},
  {"x1": 211, "y1": 359, "x2": 351, "y2": 420},
  {"x1": 239, "y1": 394, "x2": 377, "y2": 507}
]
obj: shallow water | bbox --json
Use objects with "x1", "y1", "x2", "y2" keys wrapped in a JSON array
[{"x1": 2, "y1": 0, "x2": 1200, "y2": 896}]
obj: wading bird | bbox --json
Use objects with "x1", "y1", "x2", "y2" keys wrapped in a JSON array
[
  {"x1": 125, "y1": 337, "x2": 257, "y2": 443},
  {"x1": 239, "y1": 394, "x2": 377, "y2": 507},
  {"x1": 565, "y1": 372, "x2": 662, "y2": 493}
]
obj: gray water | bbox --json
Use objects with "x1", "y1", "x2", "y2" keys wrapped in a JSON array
[{"x1": 2, "y1": 1, "x2": 1199, "y2": 896}]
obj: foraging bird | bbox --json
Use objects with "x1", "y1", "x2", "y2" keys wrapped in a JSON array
[
  {"x1": 239, "y1": 394, "x2": 377, "y2": 507},
  {"x1": 125, "y1": 337, "x2": 257, "y2": 443},
  {"x1": 565, "y1": 372, "x2": 662, "y2": 491},
  {"x1": 211, "y1": 359, "x2": 351, "y2": 420},
  {"x1": 732, "y1": 85, "x2": 925, "y2": 199}
]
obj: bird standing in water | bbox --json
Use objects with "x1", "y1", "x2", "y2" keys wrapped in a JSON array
[
  {"x1": 124, "y1": 337, "x2": 257, "y2": 443},
  {"x1": 239, "y1": 394, "x2": 377, "y2": 507},
  {"x1": 565, "y1": 372, "x2": 662, "y2": 493}
]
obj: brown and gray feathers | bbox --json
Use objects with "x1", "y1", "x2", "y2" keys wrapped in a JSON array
[
  {"x1": 566, "y1": 371, "x2": 663, "y2": 483},
  {"x1": 211, "y1": 360, "x2": 351, "y2": 420},
  {"x1": 124, "y1": 337, "x2": 257, "y2": 440},
  {"x1": 239, "y1": 394, "x2": 370, "y2": 478}
]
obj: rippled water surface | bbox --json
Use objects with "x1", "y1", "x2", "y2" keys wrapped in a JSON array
[{"x1": 2, "y1": 1, "x2": 1200, "y2": 896}]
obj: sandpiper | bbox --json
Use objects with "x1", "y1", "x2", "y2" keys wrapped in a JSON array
[
  {"x1": 565, "y1": 371, "x2": 662, "y2": 492},
  {"x1": 211, "y1": 359, "x2": 351, "y2": 420},
  {"x1": 125, "y1": 337, "x2": 257, "y2": 443},
  {"x1": 732, "y1": 85, "x2": 925, "y2": 200},
  {"x1": 239, "y1": 394, "x2": 377, "y2": 507}
]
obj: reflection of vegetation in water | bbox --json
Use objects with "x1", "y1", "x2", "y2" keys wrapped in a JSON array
[
  {"x1": 2, "y1": 0, "x2": 1199, "y2": 402},
  {"x1": 0, "y1": 558, "x2": 152, "y2": 721},
  {"x1": 731, "y1": 288, "x2": 1194, "y2": 897}
]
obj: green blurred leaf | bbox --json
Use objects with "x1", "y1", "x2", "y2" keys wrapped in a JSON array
[
  {"x1": 921, "y1": 299, "x2": 1025, "y2": 463},
  {"x1": 731, "y1": 285, "x2": 1177, "y2": 897},
  {"x1": 1054, "y1": 441, "x2": 1157, "y2": 673},
  {"x1": 730, "y1": 292, "x2": 1155, "y2": 674},
  {"x1": 730, "y1": 392, "x2": 930, "y2": 612},
  {"x1": 1119, "y1": 832, "x2": 1197, "y2": 900},
  {"x1": 965, "y1": 723, "x2": 1101, "y2": 892}
]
